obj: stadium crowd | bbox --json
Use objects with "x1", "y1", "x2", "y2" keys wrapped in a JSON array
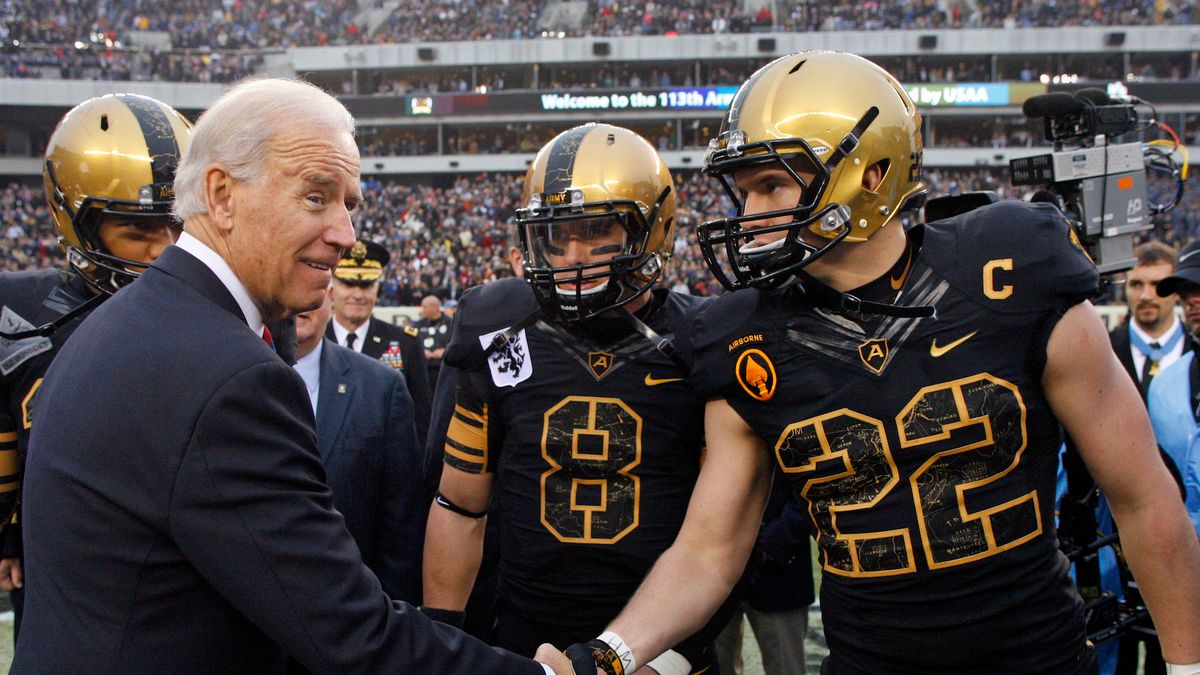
[
  {"x1": 0, "y1": 0, "x2": 1197, "y2": 85},
  {"x1": 3, "y1": 168, "x2": 1195, "y2": 304}
]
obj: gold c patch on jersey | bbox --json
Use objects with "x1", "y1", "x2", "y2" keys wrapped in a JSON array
[
  {"x1": 588, "y1": 351, "x2": 615, "y2": 380},
  {"x1": 735, "y1": 348, "x2": 777, "y2": 401},
  {"x1": 859, "y1": 338, "x2": 890, "y2": 374}
]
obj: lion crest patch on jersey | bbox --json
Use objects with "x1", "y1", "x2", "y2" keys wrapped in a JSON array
[{"x1": 480, "y1": 327, "x2": 532, "y2": 388}]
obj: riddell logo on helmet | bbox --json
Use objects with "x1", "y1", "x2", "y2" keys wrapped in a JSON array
[{"x1": 811, "y1": 145, "x2": 831, "y2": 156}]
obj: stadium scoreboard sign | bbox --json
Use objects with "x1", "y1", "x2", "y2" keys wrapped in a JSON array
[
  {"x1": 343, "y1": 83, "x2": 1047, "y2": 119},
  {"x1": 538, "y1": 87, "x2": 740, "y2": 111}
]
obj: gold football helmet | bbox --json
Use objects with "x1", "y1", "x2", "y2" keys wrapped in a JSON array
[
  {"x1": 43, "y1": 93, "x2": 192, "y2": 294},
  {"x1": 699, "y1": 51, "x2": 927, "y2": 290},
  {"x1": 517, "y1": 123, "x2": 676, "y2": 321}
]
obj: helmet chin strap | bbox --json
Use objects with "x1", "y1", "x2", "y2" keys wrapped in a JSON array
[{"x1": 796, "y1": 270, "x2": 934, "y2": 319}]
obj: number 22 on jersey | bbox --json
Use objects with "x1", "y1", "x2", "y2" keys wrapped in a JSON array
[{"x1": 777, "y1": 374, "x2": 1041, "y2": 577}]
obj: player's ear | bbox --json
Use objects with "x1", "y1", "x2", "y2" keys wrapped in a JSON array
[{"x1": 863, "y1": 161, "x2": 886, "y2": 192}]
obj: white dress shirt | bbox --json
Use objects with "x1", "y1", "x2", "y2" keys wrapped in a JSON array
[
  {"x1": 293, "y1": 340, "x2": 323, "y2": 416},
  {"x1": 331, "y1": 318, "x2": 369, "y2": 353},
  {"x1": 174, "y1": 232, "x2": 265, "y2": 337},
  {"x1": 1130, "y1": 315, "x2": 1186, "y2": 378}
]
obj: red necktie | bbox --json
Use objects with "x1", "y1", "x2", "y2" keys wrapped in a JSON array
[{"x1": 262, "y1": 324, "x2": 274, "y2": 349}]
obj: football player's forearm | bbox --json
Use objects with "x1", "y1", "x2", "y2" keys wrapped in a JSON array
[
  {"x1": 1108, "y1": 494, "x2": 1200, "y2": 663},
  {"x1": 421, "y1": 502, "x2": 485, "y2": 610},
  {"x1": 605, "y1": 532, "x2": 751, "y2": 666},
  {"x1": 605, "y1": 436, "x2": 770, "y2": 667}
]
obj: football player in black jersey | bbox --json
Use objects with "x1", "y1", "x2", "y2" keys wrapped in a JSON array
[
  {"x1": 0, "y1": 94, "x2": 191, "y2": 636},
  {"x1": 547, "y1": 52, "x2": 1200, "y2": 675},
  {"x1": 423, "y1": 123, "x2": 766, "y2": 675}
]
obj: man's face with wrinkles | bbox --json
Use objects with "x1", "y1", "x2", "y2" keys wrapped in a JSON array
[{"x1": 227, "y1": 123, "x2": 362, "y2": 321}]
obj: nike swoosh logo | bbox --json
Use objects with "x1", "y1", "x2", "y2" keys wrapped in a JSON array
[
  {"x1": 930, "y1": 330, "x2": 979, "y2": 358},
  {"x1": 644, "y1": 374, "x2": 684, "y2": 386},
  {"x1": 890, "y1": 249, "x2": 914, "y2": 290}
]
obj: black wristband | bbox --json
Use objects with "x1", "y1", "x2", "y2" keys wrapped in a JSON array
[
  {"x1": 565, "y1": 640, "x2": 625, "y2": 675},
  {"x1": 434, "y1": 490, "x2": 488, "y2": 519},
  {"x1": 418, "y1": 606, "x2": 465, "y2": 628}
]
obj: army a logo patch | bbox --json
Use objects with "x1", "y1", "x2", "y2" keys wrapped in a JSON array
[
  {"x1": 735, "y1": 349, "x2": 777, "y2": 401},
  {"x1": 858, "y1": 338, "x2": 890, "y2": 375},
  {"x1": 588, "y1": 351, "x2": 615, "y2": 380},
  {"x1": 21, "y1": 377, "x2": 41, "y2": 429}
]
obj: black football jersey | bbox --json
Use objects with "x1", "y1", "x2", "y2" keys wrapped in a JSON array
[
  {"x1": 0, "y1": 268, "x2": 94, "y2": 544},
  {"x1": 691, "y1": 202, "x2": 1100, "y2": 674},
  {"x1": 443, "y1": 278, "x2": 708, "y2": 649}
]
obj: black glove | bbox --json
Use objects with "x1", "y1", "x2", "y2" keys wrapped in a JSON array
[{"x1": 565, "y1": 640, "x2": 624, "y2": 675}]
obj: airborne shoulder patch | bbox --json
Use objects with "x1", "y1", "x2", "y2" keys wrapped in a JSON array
[
  {"x1": 735, "y1": 348, "x2": 777, "y2": 401},
  {"x1": 727, "y1": 333, "x2": 765, "y2": 353}
]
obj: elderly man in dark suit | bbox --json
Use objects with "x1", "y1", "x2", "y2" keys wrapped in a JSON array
[
  {"x1": 294, "y1": 286, "x2": 425, "y2": 605},
  {"x1": 327, "y1": 239, "x2": 431, "y2": 445},
  {"x1": 13, "y1": 78, "x2": 547, "y2": 674}
]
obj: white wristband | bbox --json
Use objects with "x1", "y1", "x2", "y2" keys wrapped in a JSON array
[
  {"x1": 598, "y1": 630, "x2": 637, "y2": 675},
  {"x1": 1167, "y1": 662, "x2": 1200, "y2": 675},
  {"x1": 645, "y1": 648, "x2": 691, "y2": 675}
]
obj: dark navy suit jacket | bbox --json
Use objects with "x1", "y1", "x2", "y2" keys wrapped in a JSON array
[
  {"x1": 325, "y1": 317, "x2": 431, "y2": 446},
  {"x1": 315, "y1": 340, "x2": 424, "y2": 605},
  {"x1": 13, "y1": 246, "x2": 539, "y2": 674}
]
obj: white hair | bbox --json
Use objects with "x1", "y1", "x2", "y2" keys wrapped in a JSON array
[{"x1": 173, "y1": 78, "x2": 356, "y2": 221}]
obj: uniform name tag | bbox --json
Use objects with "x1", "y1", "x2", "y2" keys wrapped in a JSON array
[
  {"x1": 479, "y1": 327, "x2": 532, "y2": 388},
  {"x1": 0, "y1": 306, "x2": 52, "y2": 376}
]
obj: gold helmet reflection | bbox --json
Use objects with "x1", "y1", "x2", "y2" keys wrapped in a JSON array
[
  {"x1": 517, "y1": 123, "x2": 676, "y2": 322},
  {"x1": 43, "y1": 93, "x2": 192, "y2": 294},
  {"x1": 699, "y1": 51, "x2": 927, "y2": 290}
]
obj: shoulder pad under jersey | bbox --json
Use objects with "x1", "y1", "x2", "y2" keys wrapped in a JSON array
[
  {"x1": 690, "y1": 288, "x2": 764, "y2": 352},
  {"x1": 687, "y1": 288, "x2": 775, "y2": 400},
  {"x1": 0, "y1": 269, "x2": 69, "y2": 319},
  {"x1": 651, "y1": 290, "x2": 713, "y2": 370},
  {"x1": 918, "y1": 200, "x2": 1099, "y2": 314},
  {"x1": 445, "y1": 278, "x2": 541, "y2": 371}
]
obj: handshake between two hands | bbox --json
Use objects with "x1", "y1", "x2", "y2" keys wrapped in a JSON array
[{"x1": 533, "y1": 642, "x2": 663, "y2": 675}]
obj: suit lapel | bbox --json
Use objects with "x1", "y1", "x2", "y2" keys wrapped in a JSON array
[
  {"x1": 316, "y1": 342, "x2": 355, "y2": 461},
  {"x1": 362, "y1": 318, "x2": 386, "y2": 359},
  {"x1": 150, "y1": 246, "x2": 246, "y2": 325}
]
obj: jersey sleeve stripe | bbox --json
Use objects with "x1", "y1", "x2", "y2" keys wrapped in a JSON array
[
  {"x1": 0, "y1": 449, "x2": 18, "y2": 477},
  {"x1": 445, "y1": 436, "x2": 485, "y2": 458},
  {"x1": 443, "y1": 446, "x2": 488, "y2": 474},
  {"x1": 446, "y1": 415, "x2": 488, "y2": 456},
  {"x1": 453, "y1": 404, "x2": 487, "y2": 428}
]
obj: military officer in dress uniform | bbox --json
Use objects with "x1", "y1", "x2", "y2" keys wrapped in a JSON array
[{"x1": 327, "y1": 239, "x2": 432, "y2": 445}]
